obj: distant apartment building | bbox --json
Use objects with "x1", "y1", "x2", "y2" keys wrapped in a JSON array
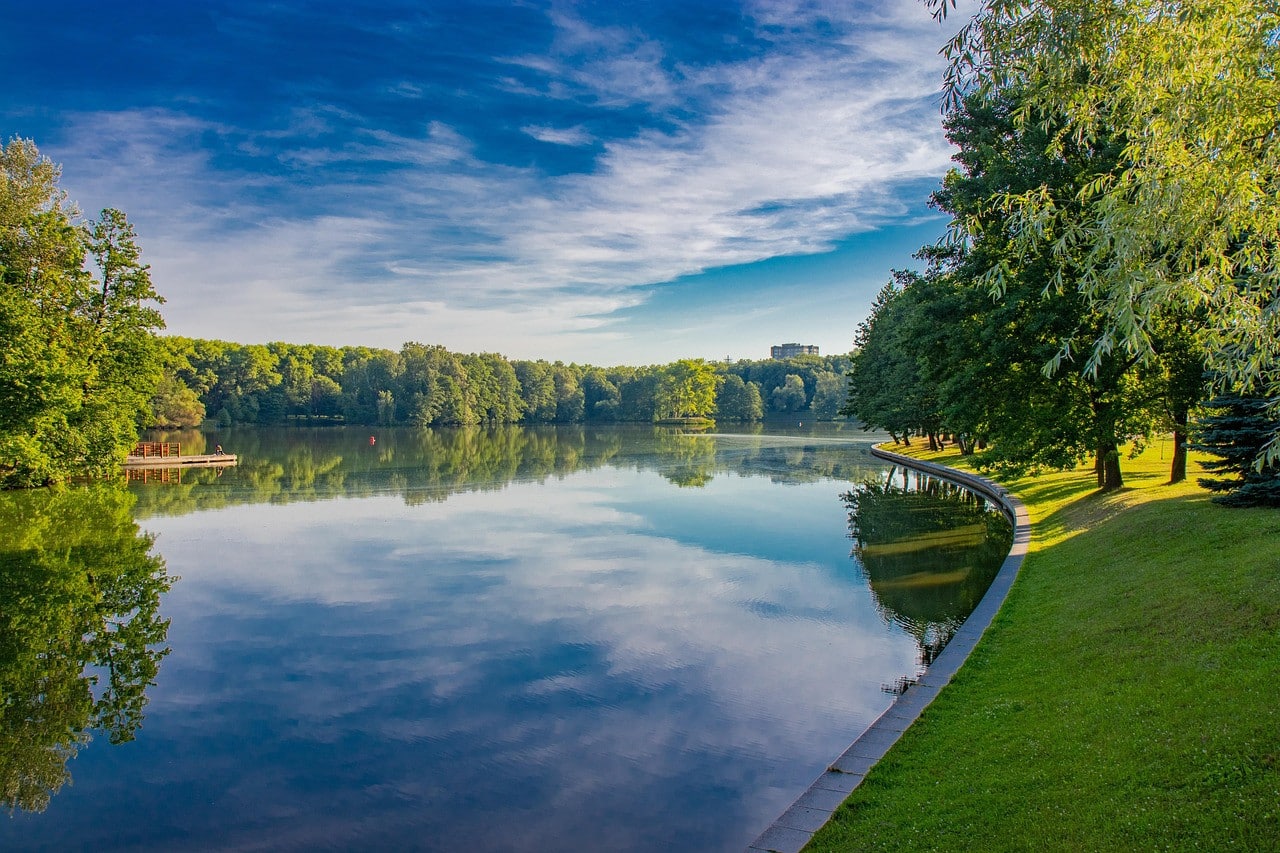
[{"x1": 771, "y1": 343, "x2": 819, "y2": 359}]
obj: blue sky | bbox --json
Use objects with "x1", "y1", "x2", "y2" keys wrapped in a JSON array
[{"x1": 2, "y1": 1, "x2": 966, "y2": 365}]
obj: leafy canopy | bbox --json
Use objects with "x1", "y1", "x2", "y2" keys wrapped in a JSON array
[
  {"x1": 0, "y1": 138, "x2": 165, "y2": 487},
  {"x1": 925, "y1": 0, "x2": 1280, "y2": 456}
]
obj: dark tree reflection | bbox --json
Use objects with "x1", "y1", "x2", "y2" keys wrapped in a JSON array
[
  {"x1": 843, "y1": 468, "x2": 1013, "y2": 666},
  {"x1": 130, "y1": 426, "x2": 891, "y2": 516},
  {"x1": 0, "y1": 484, "x2": 173, "y2": 814}
]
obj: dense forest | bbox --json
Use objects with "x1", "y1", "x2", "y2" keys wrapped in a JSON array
[{"x1": 149, "y1": 336, "x2": 853, "y2": 429}]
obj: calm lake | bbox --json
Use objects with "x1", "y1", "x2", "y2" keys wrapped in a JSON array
[{"x1": 1, "y1": 424, "x2": 1011, "y2": 852}]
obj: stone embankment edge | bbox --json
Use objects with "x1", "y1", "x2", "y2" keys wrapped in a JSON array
[{"x1": 747, "y1": 447, "x2": 1032, "y2": 853}]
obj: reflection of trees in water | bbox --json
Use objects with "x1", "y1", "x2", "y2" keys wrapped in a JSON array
[
  {"x1": 844, "y1": 467, "x2": 1013, "y2": 668},
  {"x1": 132, "y1": 426, "x2": 889, "y2": 516},
  {"x1": 0, "y1": 484, "x2": 172, "y2": 814},
  {"x1": 654, "y1": 431, "x2": 718, "y2": 487}
]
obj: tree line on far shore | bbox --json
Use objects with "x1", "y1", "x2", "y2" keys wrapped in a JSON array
[
  {"x1": 149, "y1": 336, "x2": 852, "y2": 430},
  {"x1": 2, "y1": 135, "x2": 850, "y2": 490}
]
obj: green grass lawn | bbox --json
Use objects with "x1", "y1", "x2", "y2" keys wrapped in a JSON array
[{"x1": 805, "y1": 442, "x2": 1280, "y2": 852}]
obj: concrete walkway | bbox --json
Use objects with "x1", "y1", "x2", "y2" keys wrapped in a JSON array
[{"x1": 747, "y1": 448, "x2": 1031, "y2": 853}]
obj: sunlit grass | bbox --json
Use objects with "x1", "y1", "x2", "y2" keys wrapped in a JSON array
[{"x1": 805, "y1": 440, "x2": 1280, "y2": 851}]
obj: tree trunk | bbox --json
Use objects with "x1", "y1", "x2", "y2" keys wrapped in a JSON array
[
  {"x1": 1096, "y1": 444, "x2": 1123, "y2": 491},
  {"x1": 927, "y1": 432, "x2": 939, "y2": 452},
  {"x1": 1169, "y1": 409, "x2": 1189, "y2": 484}
]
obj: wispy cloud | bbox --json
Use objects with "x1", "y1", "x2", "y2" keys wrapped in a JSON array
[
  {"x1": 521, "y1": 124, "x2": 594, "y2": 146},
  {"x1": 39, "y1": 2, "x2": 958, "y2": 360}
]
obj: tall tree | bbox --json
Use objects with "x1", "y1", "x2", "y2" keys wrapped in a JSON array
[
  {"x1": 615, "y1": 368, "x2": 659, "y2": 422},
  {"x1": 841, "y1": 276, "x2": 940, "y2": 445},
  {"x1": 399, "y1": 343, "x2": 474, "y2": 426},
  {"x1": 808, "y1": 370, "x2": 847, "y2": 420},
  {"x1": 582, "y1": 368, "x2": 621, "y2": 421},
  {"x1": 655, "y1": 359, "x2": 719, "y2": 420},
  {"x1": 553, "y1": 364, "x2": 585, "y2": 423},
  {"x1": 514, "y1": 360, "x2": 557, "y2": 423},
  {"x1": 927, "y1": 0, "x2": 1280, "y2": 459},
  {"x1": 715, "y1": 374, "x2": 763, "y2": 422},
  {"x1": 928, "y1": 88, "x2": 1163, "y2": 487},
  {"x1": 1191, "y1": 394, "x2": 1280, "y2": 507},
  {"x1": 0, "y1": 140, "x2": 165, "y2": 487},
  {"x1": 770, "y1": 374, "x2": 808, "y2": 414}
]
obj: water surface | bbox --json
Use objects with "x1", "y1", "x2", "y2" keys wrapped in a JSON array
[{"x1": 1, "y1": 425, "x2": 1010, "y2": 851}]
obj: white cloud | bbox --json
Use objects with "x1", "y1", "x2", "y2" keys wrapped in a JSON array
[
  {"x1": 521, "y1": 124, "x2": 594, "y2": 146},
  {"x1": 45, "y1": 4, "x2": 957, "y2": 360}
]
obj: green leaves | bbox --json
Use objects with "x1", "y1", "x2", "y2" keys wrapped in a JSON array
[
  {"x1": 0, "y1": 484, "x2": 172, "y2": 812},
  {"x1": 1, "y1": 140, "x2": 166, "y2": 488},
  {"x1": 655, "y1": 358, "x2": 719, "y2": 420},
  {"x1": 927, "y1": 0, "x2": 1280, "y2": 458}
]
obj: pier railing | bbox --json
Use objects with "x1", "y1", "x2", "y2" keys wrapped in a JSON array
[{"x1": 130, "y1": 442, "x2": 181, "y2": 458}]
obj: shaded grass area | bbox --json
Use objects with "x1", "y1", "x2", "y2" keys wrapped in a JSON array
[{"x1": 806, "y1": 443, "x2": 1280, "y2": 852}]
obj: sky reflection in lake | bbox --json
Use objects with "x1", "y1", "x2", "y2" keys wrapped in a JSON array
[{"x1": 1, "y1": 426, "x2": 1001, "y2": 852}]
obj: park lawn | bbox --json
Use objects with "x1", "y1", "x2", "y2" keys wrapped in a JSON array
[{"x1": 805, "y1": 442, "x2": 1280, "y2": 852}]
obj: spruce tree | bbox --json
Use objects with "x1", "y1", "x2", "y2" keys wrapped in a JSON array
[{"x1": 1191, "y1": 395, "x2": 1280, "y2": 507}]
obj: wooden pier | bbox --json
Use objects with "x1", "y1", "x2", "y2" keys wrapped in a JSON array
[{"x1": 125, "y1": 442, "x2": 237, "y2": 469}]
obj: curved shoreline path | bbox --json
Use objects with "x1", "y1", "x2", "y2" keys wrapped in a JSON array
[{"x1": 747, "y1": 447, "x2": 1032, "y2": 853}]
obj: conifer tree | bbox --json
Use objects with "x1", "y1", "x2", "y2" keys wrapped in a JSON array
[{"x1": 1191, "y1": 395, "x2": 1280, "y2": 507}]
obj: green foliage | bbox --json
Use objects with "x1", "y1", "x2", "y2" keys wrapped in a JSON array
[
  {"x1": 808, "y1": 370, "x2": 846, "y2": 421},
  {"x1": 0, "y1": 139, "x2": 165, "y2": 488},
  {"x1": 582, "y1": 368, "x2": 621, "y2": 421},
  {"x1": 462, "y1": 353, "x2": 524, "y2": 423},
  {"x1": 714, "y1": 373, "x2": 763, "y2": 422},
  {"x1": 0, "y1": 483, "x2": 172, "y2": 813},
  {"x1": 513, "y1": 360, "x2": 557, "y2": 423},
  {"x1": 148, "y1": 374, "x2": 206, "y2": 428},
  {"x1": 148, "y1": 337, "x2": 206, "y2": 428},
  {"x1": 553, "y1": 364, "x2": 585, "y2": 423},
  {"x1": 927, "y1": 0, "x2": 1280, "y2": 459},
  {"x1": 841, "y1": 276, "x2": 940, "y2": 443},
  {"x1": 769, "y1": 374, "x2": 808, "y2": 413},
  {"x1": 163, "y1": 335, "x2": 853, "y2": 429},
  {"x1": 844, "y1": 86, "x2": 1206, "y2": 487},
  {"x1": 1192, "y1": 394, "x2": 1280, "y2": 507},
  {"x1": 655, "y1": 358, "x2": 719, "y2": 420}
]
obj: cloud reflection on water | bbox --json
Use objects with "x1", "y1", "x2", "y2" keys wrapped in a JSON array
[
  {"x1": 5, "y1": 430, "x2": 961, "y2": 852},
  {"x1": 126, "y1": 465, "x2": 914, "y2": 851}
]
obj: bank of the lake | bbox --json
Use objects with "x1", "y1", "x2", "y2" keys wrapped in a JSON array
[{"x1": 806, "y1": 442, "x2": 1280, "y2": 852}]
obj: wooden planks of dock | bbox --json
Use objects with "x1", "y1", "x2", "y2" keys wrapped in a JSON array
[
  {"x1": 124, "y1": 453, "x2": 238, "y2": 468},
  {"x1": 125, "y1": 441, "x2": 237, "y2": 468}
]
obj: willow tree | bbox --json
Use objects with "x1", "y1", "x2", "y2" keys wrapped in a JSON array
[{"x1": 926, "y1": 0, "x2": 1280, "y2": 458}]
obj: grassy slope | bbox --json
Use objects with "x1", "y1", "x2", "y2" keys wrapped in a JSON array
[{"x1": 805, "y1": 443, "x2": 1280, "y2": 852}]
